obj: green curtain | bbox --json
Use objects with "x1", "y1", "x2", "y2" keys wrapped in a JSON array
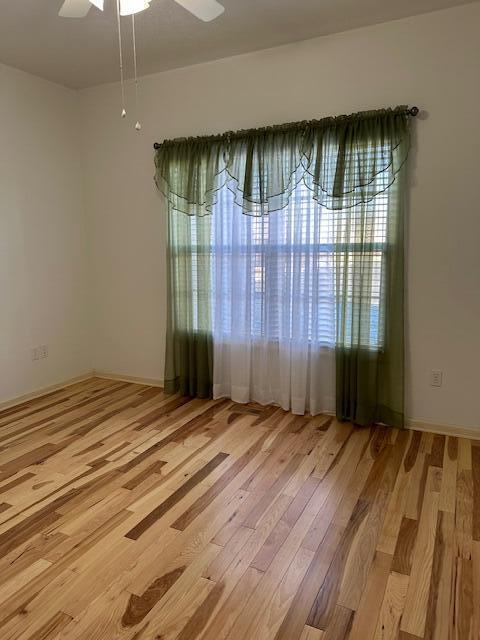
[
  {"x1": 155, "y1": 108, "x2": 409, "y2": 215},
  {"x1": 334, "y1": 151, "x2": 406, "y2": 427},
  {"x1": 327, "y1": 111, "x2": 408, "y2": 427},
  {"x1": 161, "y1": 139, "x2": 225, "y2": 397},
  {"x1": 155, "y1": 107, "x2": 409, "y2": 425},
  {"x1": 164, "y1": 208, "x2": 213, "y2": 397}
]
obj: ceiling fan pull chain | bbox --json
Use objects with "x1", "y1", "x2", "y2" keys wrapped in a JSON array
[
  {"x1": 132, "y1": 14, "x2": 142, "y2": 131},
  {"x1": 116, "y1": 0, "x2": 127, "y2": 118}
]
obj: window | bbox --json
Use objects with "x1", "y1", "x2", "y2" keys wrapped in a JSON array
[{"x1": 177, "y1": 171, "x2": 389, "y2": 350}]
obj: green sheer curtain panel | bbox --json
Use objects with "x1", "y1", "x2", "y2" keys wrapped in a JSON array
[
  {"x1": 334, "y1": 158, "x2": 406, "y2": 427},
  {"x1": 156, "y1": 107, "x2": 410, "y2": 425},
  {"x1": 164, "y1": 188, "x2": 214, "y2": 397}
]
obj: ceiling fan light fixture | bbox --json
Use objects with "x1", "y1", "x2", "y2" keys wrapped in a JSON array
[
  {"x1": 119, "y1": 0, "x2": 150, "y2": 15},
  {"x1": 89, "y1": 0, "x2": 104, "y2": 9},
  {"x1": 173, "y1": 0, "x2": 224, "y2": 22}
]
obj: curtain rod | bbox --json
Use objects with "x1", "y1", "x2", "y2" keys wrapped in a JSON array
[{"x1": 153, "y1": 106, "x2": 419, "y2": 150}]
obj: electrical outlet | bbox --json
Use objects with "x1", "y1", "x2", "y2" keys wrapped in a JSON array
[
  {"x1": 31, "y1": 345, "x2": 48, "y2": 361},
  {"x1": 430, "y1": 370, "x2": 443, "y2": 387}
]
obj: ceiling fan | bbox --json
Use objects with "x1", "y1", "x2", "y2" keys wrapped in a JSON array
[
  {"x1": 59, "y1": 0, "x2": 225, "y2": 22},
  {"x1": 58, "y1": 0, "x2": 225, "y2": 131}
]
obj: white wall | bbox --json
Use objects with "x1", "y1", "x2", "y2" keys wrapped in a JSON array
[
  {"x1": 0, "y1": 63, "x2": 91, "y2": 403},
  {"x1": 77, "y1": 2, "x2": 478, "y2": 430}
]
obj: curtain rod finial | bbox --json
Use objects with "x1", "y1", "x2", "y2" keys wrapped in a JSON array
[{"x1": 408, "y1": 106, "x2": 419, "y2": 117}]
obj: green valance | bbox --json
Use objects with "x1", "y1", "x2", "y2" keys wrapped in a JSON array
[{"x1": 154, "y1": 106, "x2": 410, "y2": 216}]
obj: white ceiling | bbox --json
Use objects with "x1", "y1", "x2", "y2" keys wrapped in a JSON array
[{"x1": 0, "y1": 0, "x2": 476, "y2": 89}]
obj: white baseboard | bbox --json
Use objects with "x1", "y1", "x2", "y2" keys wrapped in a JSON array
[
  {"x1": 407, "y1": 418, "x2": 479, "y2": 440},
  {"x1": 0, "y1": 372, "x2": 95, "y2": 412},
  {"x1": 93, "y1": 370, "x2": 164, "y2": 388}
]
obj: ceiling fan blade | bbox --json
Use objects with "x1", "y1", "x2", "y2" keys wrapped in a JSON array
[
  {"x1": 59, "y1": 0, "x2": 93, "y2": 18},
  {"x1": 173, "y1": 0, "x2": 225, "y2": 22}
]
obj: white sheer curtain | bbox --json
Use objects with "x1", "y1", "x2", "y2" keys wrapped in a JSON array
[{"x1": 212, "y1": 180, "x2": 336, "y2": 415}]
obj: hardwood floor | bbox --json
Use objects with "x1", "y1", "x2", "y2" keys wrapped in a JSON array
[{"x1": 0, "y1": 377, "x2": 477, "y2": 640}]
